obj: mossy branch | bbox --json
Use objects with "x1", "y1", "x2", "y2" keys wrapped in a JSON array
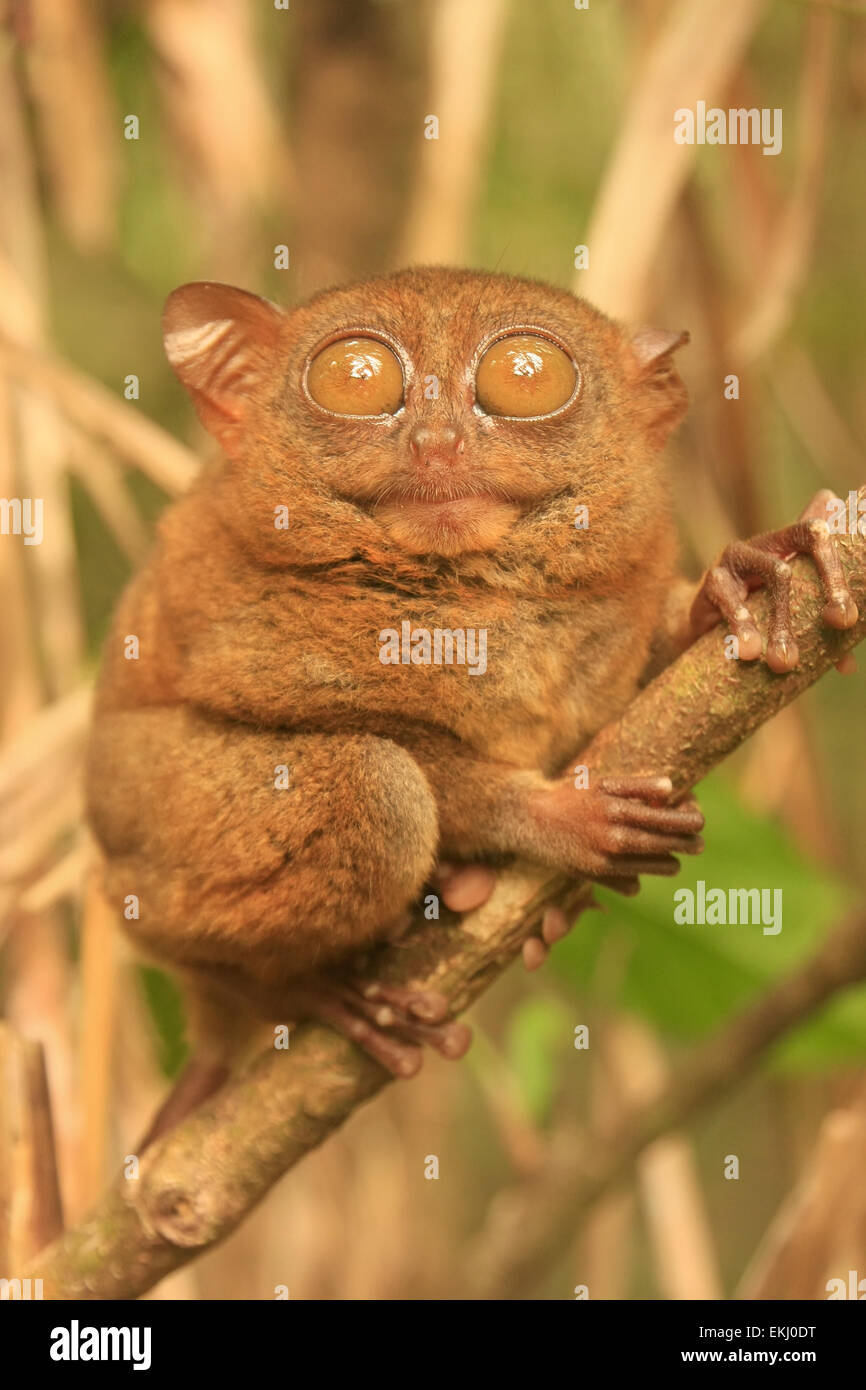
[{"x1": 27, "y1": 492, "x2": 866, "y2": 1300}]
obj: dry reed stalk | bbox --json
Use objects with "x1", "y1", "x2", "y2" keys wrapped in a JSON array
[
  {"x1": 0, "y1": 686, "x2": 92, "y2": 804},
  {"x1": 397, "y1": 0, "x2": 509, "y2": 265},
  {"x1": 770, "y1": 348, "x2": 866, "y2": 484},
  {"x1": 0, "y1": 334, "x2": 199, "y2": 496},
  {"x1": 67, "y1": 432, "x2": 151, "y2": 566},
  {"x1": 0, "y1": 38, "x2": 84, "y2": 696},
  {"x1": 78, "y1": 875, "x2": 118, "y2": 1210},
  {"x1": 0, "y1": 39, "x2": 83, "y2": 1213},
  {"x1": 578, "y1": 0, "x2": 767, "y2": 320},
  {"x1": 23, "y1": 0, "x2": 119, "y2": 253},
  {"x1": 603, "y1": 1017, "x2": 723, "y2": 1300},
  {"x1": 731, "y1": 6, "x2": 838, "y2": 360},
  {"x1": 0, "y1": 370, "x2": 42, "y2": 734},
  {"x1": 0, "y1": 1022, "x2": 63, "y2": 1274},
  {"x1": 147, "y1": 0, "x2": 290, "y2": 280},
  {"x1": 738, "y1": 1085, "x2": 866, "y2": 1298},
  {"x1": 4, "y1": 912, "x2": 81, "y2": 1217},
  {"x1": 19, "y1": 842, "x2": 88, "y2": 915}
]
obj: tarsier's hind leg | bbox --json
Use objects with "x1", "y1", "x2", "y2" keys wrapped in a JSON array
[
  {"x1": 87, "y1": 707, "x2": 468, "y2": 1128},
  {"x1": 88, "y1": 707, "x2": 439, "y2": 971},
  {"x1": 185, "y1": 965, "x2": 472, "y2": 1080}
]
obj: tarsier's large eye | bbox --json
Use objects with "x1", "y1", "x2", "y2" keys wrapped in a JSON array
[
  {"x1": 475, "y1": 334, "x2": 577, "y2": 418},
  {"x1": 307, "y1": 337, "x2": 404, "y2": 415}
]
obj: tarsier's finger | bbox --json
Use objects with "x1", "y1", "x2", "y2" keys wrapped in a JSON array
[
  {"x1": 794, "y1": 498, "x2": 859, "y2": 671},
  {"x1": 698, "y1": 559, "x2": 766, "y2": 663},
  {"x1": 606, "y1": 797, "x2": 705, "y2": 834},
  {"x1": 752, "y1": 513, "x2": 858, "y2": 632},
  {"x1": 596, "y1": 854, "x2": 682, "y2": 877},
  {"x1": 522, "y1": 937, "x2": 548, "y2": 971},
  {"x1": 358, "y1": 980, "x2": 451, "y2": 1023},
  {"x1": 307, "y1": 990, "x2": 424, "y2": 1077},
  {"x1": 391, "y1": 1018, "x2": 473, "y2": 1060},
  {"x1": 541, "y1": 905, "x2": 571, "y2": 945},
  {"x1": 597, "y1": 774, "x2": 674, "y2": 803},
  {"x1": 596, "y1": 875, "x2": 641, "y2": 896},
  {"x1": 334, "y1": 980, "x2": 471, "y2": 1062},
  {"x1": 797, "y1": 488, "x2": 838, "y2": 523},
  {"x1": 522, "y1": 908, "x2": 571, "y2": 972},
  {"x1": 602, "y1": 826, "x2": 703, "y2": 857},
  {"x1": 702, "y1": 495, "x2": 859, "y2": 673},
  {"x1": 434, "y1": 861, "x2": 497, "y2": 912}
]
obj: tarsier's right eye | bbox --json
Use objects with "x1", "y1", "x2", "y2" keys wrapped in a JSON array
[
  {"x1": 475, "y1": 334, "x2": 578, "y2": 418},
  {"x1": 307, "y1": 337, "x2": 404, "y2": 416}
]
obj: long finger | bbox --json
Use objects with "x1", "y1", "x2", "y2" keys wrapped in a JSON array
[{"x1": 606, "y1": 798, "x2": 705, "y2": 834}]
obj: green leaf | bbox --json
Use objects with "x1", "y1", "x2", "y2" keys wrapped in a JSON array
[
  {"x1": 504, "y1": 995, "x2": 571, "y2": 1124},
  {"x1": 549, "y1": 772, "x2": 861, "y2": 1069},
  {"x1": 138, "y1": 966, "x2": 189, "y2": 1078}
]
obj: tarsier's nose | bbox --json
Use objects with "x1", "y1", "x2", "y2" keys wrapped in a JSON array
[{"x1": 409, "y1": 424, "x2": 465, "y2": 470}]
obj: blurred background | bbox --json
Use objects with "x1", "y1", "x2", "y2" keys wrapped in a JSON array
[{"x1": 1, "y1": 0, "x2": 865, "y2": 1300}]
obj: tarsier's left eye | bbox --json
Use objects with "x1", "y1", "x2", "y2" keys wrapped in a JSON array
[
  {"x1": 475, "y1": 334, "x2": 577, "y2": 418},
  {"x1": 307, "y1": 336, "x2": 404, "y2": 415}
]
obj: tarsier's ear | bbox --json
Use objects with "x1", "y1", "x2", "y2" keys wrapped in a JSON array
[
  {"x1": 162, "y1": 283, "x2": 285, "y2": 453},
  {"x1": 622, "y1": 326, "x2": 690, "y2": 448}
]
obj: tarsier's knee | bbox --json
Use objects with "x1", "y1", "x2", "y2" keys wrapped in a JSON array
[
  {"x1": 92, "y1": 722, "x2": 439, "y2": 969},
  {"x1": 334, "y1": 736, "x2": 440, "y2": 899}
]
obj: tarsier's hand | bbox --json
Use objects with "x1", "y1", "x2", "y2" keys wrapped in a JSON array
[
  {"x1": 531, "y1": 772, "x2": 704, "y2": 887},
  {"x1": 519, "y1": 777, "x2": 703, "y2": 970},
  {"x1": 429, "y1": 778, "x2": 704, "y2": 972},
  {"x1": 689, "y1": 490, "x2": 859, "y2": 673}
]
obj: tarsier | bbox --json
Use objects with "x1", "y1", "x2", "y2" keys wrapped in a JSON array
[{"x1": 86, "y1": 267, "x2": 858, "y2": 1133}]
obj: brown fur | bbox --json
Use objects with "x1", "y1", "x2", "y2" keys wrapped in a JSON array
[{"x1": 86, "y1": 267, "x2": 689, "y2": 1064}]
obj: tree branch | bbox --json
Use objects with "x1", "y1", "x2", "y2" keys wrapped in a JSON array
[{"x1": 27, "y1": 491, "x2": 866, "y2": 1300}]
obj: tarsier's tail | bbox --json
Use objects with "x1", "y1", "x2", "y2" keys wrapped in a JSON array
[
  {"x1": 136, "y1": 970, "x2": 263, "y2": 1151},
  {"x1": 138, "y1": 1056, "x2": 230, "y2": 1150}
]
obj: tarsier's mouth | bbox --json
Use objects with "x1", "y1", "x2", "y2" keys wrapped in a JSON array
[
  {"x1": 336, "y1": 477, "x2": 538, "y2": 552},
  {"x1": 376, "y1": 492, "x2": 509, "y2": 516},
  {"x1": 371, "y1": 493, "x2": 524, "y2": 555},
  {"x1": 353, "y1": 475, "x2": 535, "y2": 509},
  {"x1": 374, "y1": 489, "x2": 525, "y2": 527}
]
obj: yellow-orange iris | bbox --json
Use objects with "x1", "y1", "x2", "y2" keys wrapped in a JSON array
[
  {"x1": 475, "y1": 335, "x2": 577, "y2": 418},
  {"x1": 307, "y1": 337, "x2": 404, "y2": 415}
]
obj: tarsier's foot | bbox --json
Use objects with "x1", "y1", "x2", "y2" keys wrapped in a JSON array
[
  {"x1": 690, "y1": 490, "x2": 859, "y2": 673},
  {"x1": 325, "y1": 862, "x2": 494, "y2": 1067},
  {"x1": 432, "y1": 860, "x2": 498, "y2": 913},
  {"x1": 286, "y1": 975, "x2": 472, "y2": 1078}
]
